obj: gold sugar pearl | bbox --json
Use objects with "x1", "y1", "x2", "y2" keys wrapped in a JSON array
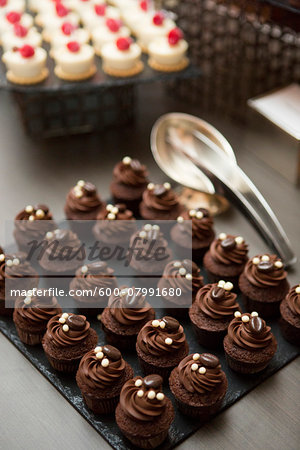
[
  {"x1": 191, "y1": 363, "x2": 198, "y2": 371},
  {"x1": 59, "y1": 317, "x2": 66, "y2": 324},
  {"x1": 147, "y1": 390, "x2": 156, "y2": 400},
  {"x1": 199, "y1": 367, "x2": 206, "y2": 374},
  {"x1": 251, "y1": 311, "x2": 258, "y2": 317},
  {"x1": 295, "y1": 286, "x2": 300, "y2": 294},
  {"x1": 218, "y1": 280, "x2": 226, "y2": 288},
  {"x1": 261, "y1": 255, "x2": 270, "y2": 262},
  {"x1": 235, "y1": 236, "x2": 244, "y2": 244},
  {"x1": 218, "y1": 232, "x2": 227, "y2": 240},
  {"x1": 234, "y1": 311, "x2": 242, "y2": 318},
  {"x1": 96, "y1": 352, "x2": 104, "y2": 360},
  {"x1": 101, "y1": 358, "x2": 109, "y2": 367},
  {"x1": 61, "y1": 313, "x2": 69, "y2": 319},
  {"x1": 274, "y1": 261, "x2": 283, "y2": 268},
  {"x1": 241, "y1": 315, "x2": 249, "y2": 323},
  {"x1": 137, "y1": 390, "x2": 144, "y2": 397},
  {"x1": 25, "y1": 205, "x2": 33, "y2": 213},
  {"x1": 163, "y1": 182, "x2": 171, "y2": 190},
  {"x1": 147, "y1": 183, "x2": 154, "y2": 190},
  {"x1": 193, "y1": 353, "x2": 200, "y2": 361},
  {"x1": 122, "y1": 156, "x2": 132, "y2": 165},
  {"x1": 106, "y1": 204, "x2": 113, "y2": 211},
  {"x1": 252, "y1": 257, "x2": 260, "y2": 265},
  {"x1": 224, "y1": 282, "x2": 233, "y2": 291},
  {"x1": 62, "y1": 324, "x2": 69, "y2": 332},
  {"x1": 77, "y1": 180, "x2": 85, "y2": 187},
  {"x1": 156, "y1": 392, "x2": 164, "y2": 401},
  {"x1": 159, "y1": 321, "x2": 166, "y2": 329},
  {"x1": 165, "y1": 338, "x2": 173, "y2": 345},
  {"x1": 177, "y1": 216, "x2": 184, "y2": 223},
  {"x1": 94, "y1": 346, "x2": 102, "y2": 353},
  {"x1": 152, "y1": 320, "x2": 160, "y2": 327},
  {"x1": 135, "y1": 379, "x2": 143, "y2": 387},
  {"x1": 35, "y1": 209, "x2": 45, "y2": 219},
  {"x1": 189, "y1": 209, "x2": 196, "y2": 217}
]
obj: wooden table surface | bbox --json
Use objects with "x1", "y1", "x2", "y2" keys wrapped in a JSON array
[{"x1": 0, "y1": 85, "x2": 299, "y2": 450}]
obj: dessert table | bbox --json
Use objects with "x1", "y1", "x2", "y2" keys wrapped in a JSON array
[{"x1": 0, "y1": 83, "x2": 299, "y2": 449}]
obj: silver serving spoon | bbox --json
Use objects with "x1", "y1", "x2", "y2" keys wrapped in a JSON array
[{"x1": 151, "y1": 112, "x2": 296, "y2": 267}]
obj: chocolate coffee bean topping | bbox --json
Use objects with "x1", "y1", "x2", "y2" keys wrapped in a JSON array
[
  {"x1": 162, "y1": 316, "x2": 179, "y2": 331},
  {"x1": 115, "y1": 203, "x2": 127, "y2": 213},
  {"x1": 199, "y1": 353, "x2": 220, "y2": 368},
  {"x1": 143, "y1": 374, "x2": 162, "y2": 389},
  {"x1": 66, "y1": 314, "x2": 86, "y2": 330},
  {"x1": 257, "y1": 261, "x2": 273, "y2": 272},
  {"x1": 130, "y1": 159, "x2": 142, "y2": 171},
  {"x1": 211, "y1": 286, "x2": 225, "y2": 301},
  {"x1": 221, "y1": 237, "x2": 236, "y2": 251},
  {"x1": 249, "y1": 316, "x2": 264, "y2": 334},
  {"x1": 153, "y1": 185, "x2": 167, "y2": 198},
  {"x1": 88, "y1": 261, "x2": 108, "y2": 274},
  {"x1": 83, "y1": 182, "x2": 96, "y2": 195},
  {"x1": 103, "y1": 345, "x2": 121, "y2": 361}
]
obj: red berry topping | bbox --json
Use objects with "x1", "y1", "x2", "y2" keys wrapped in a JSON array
[
  {"x1": 6, "y1": 11, "x2": 21, "y2": 24},
  {"x1": 56, "y1": 3, "x2": 69, "y2": 17},
  {"x1": 116, "y1": 37, "x2": 132, "y2": 51},
  {"x1": 61, "y1": 22, "x2": 76, "y2": 35},
  {"x1": 94, "y1": 3, "x2": 106, "y2": 16},
  {"x1": 67, "y1": 41, "x2": 80, "y2": 52},
  {"x1": 14, "y1": 23, "x2": 28, "y2": 37},
  {"x1": 0, "y1": 0, "x2": 8, "y2": 7},
  {"x1": 106, "y1": 18, "x2": 121, "y2": 33},
  {"x1": 152, "y1": 12, "x2": 164, "y2": 26},
  {"x1": 168, "y1": 27, "x2": 183, "y2": 46},
  {"x1": 19, "y1": 44, "x2": 35, "y2": 58},
  {"x1": 140, "y1": 0, "x2": 148, "y2": 11}
]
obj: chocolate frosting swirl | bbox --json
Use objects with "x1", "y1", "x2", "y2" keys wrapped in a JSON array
[
  {"x1": 227, "y1": 313, "x2": 272, "y2": 350},
  {"x1": 129, "y1": 225, "x2": 170, "y2": 260},
  {"x1": 179, "y1": 208, "x2": 214, "y2": 240},
  {"x1": 137, "y1": 316, "x2": 187, "y2": 356},
  {"x1": 14, "y1": 204, "x2": 55, "y2": 237},
  {"x1": 78, "y1": 344, "x2": 126, "y2": 389},
  {"x1": 43, "y1": 229, "x2": 85, "y2": 260},
  {"x1": 177, "y1": 353, "x2": 223, "y2": 394},
  {"x1": 0, "y1": 252, "x2": 38, "y2": 280},
  {"x1": 119, "y1": 375, "x2": 166, "y2": 421},
  {"x1": 113, "y1": 159, "x2": 149, "y2": 187},
  {"x1": 195, "y1": 283, "x2": 239, "y2": 319},
  {"x1": 70, "y1": 261, "x2": 117, "y2": 300},
  {"x1": 244, "y1": 254, "x2": 287, "y2": 288},
  {"x1": 65, "y1": 181, "x2": 103, "y2": 215},
  {"x1": 45, "y1": 313, "x2": 91, "y2": 347},
  {"x1": 94, "y1": 203, "x2": 136, "y2": 238},
  {"x1": 286, "y1": 285, "x2": 300, "y2": 315},
  {"x1": 210, "y1": 234, "x2": 248, "y2": 265},
  {"x1": 160, "y1": 259, "x2": 203, "y2": 295},
  {"x1": 14, "y1": 295, "x2": 62, "y2": 325},
  {"x1": 108, "y1": 286, "x2": 153, "y2": 325},
  {"x1": 142, "y1": 184, "x2": 180, "y2": 212}
]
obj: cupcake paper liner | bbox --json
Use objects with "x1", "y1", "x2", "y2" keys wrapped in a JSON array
[
  {"x1": 224, "y1": 352, "x2": 271, "y2": 374},
  {"x1": 138, "y1": 356, "x2": 175, "y2": 382},
  {"x1": 120, "y1": 428, "x2": 169, "y2": 449},
  {"x1": 15, "y1": 325, "x2": 44, "y2": 346},
  {"x1": 44, "y1": 352, "x2": 82, "y2": 373},
  {"x1": 242, "y1": 294, "x2": 281, "y2": 318},
  {"x1": 82, "y1": 391, "x2": 119, "y2": 415}
]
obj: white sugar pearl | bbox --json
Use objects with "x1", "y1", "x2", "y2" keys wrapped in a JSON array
[
  {"x1": 173, "y1": 261, "x2": 181, "y2": 268},
  {"x1": 196, "y1": 211, "x2": 203, "y2": 219},
  {"x1": 218, "y1": 232, "x2": 227, "y2": 240},
  {"x1": 295, "y1": 286, "x2": 300, "y2": 294},
  {"x1": 144, "y1": 224, "x2": 152, "y2": 231},
  {"x1": 35, "y1": 209, "x2": 45, "y2": 219},
  {"x1": 27, "y1": 290, "x2": 33, "y2": 297},
  {"x1": 147, "y1": 390, "x2": 156, "y2": 399},
  {"x1": 241, "y1": 315, "x2": 249, "y2": 323},
  {"x1": 46, "y1": 231, "x2": 53, "y2": 240},
  {"x1": 81, "y1": 265, "x2": 88, "y2": 274},
  {"x1": 189, "y1": 209, "x2": 196, "y2": 217},
  {"x1": 74, "y1": 190, "x2": 82, "y2": 198},
  {"x1": 96, "y1": 352, "x2": 104, "y2": 360},
  {"x1": 120, "y1": 289, "x2": 128, "y2": 297},
  {"x1": 6, "y1": 260, "x2": 13, "y2": 267},
  {"x1": 156, "y1": 393, "x2": 164, "y2": 401},
  {"x1": 94, "y1": 346, "x2": 102, "y2": 353},
  {"x1": 107, "y1": 213, "x2": 116, "y2": 220},
  {"x1": 111, "y1": 206, "x2": 119, "y2": 215},
  {"x1": 165, "y1": 338, "x2": 173, "y2": 345},
  {"x1": 147, "y1": 183, "x2": 154, "y2": 190},
  {"x1": 77, "y1": 180, "x2": 85, "y2": 187},
  {"x1": 235, "y1": 236, "x2": 244, "y2": 245},
  {"x1": 252, "y1": 257, "x2": 260, "y2": 265},
  {"x1": 62, "y1": 313, "x2": 69, "y2": 319},
  {"x1": 122, "y1": 156, "x2": 132, "y2": 164},
  {"x1": 97, "y1": 314, "x2": 102, "y2": 320},
  {"x1": 29, "y1": 215, "x2": 35, "y2": 221},
  {"x1": 185, "y1": 273, "x2": 192, "y2": 280},
  {"x1": 177, "y1": 216, "x2": 184, "y2": 223},
  {"x1": 163, "y1": 182, "x2": 171, "y2": 190},
  {"x1": 59, "y1": 317, "x2": 66, "y2": 324},
  {"x1": 199, "y1": 367, "x2": 206, "y2": 374},
  {"x1": 0, "y1": 254, "x2": 4, "y2": 261},
  {"x1": 261, "y1": 255, "x2": 270, "y2": 262},
  {"x1": 179, "y1": 267, "x2": 186, "y2": 275},
  {"x1": 106, "y1": 204, "x2": 113, "y2": 211},
  {"x1": 251, "y1": 311, "x2": 258, "y2": 317},
  {"x1": 24, "y1": 297, "x2": 31, "y2": 305},
  {"x1": 224, "y1": 282, "x2": 233, "y2": 291},
  {"x1": 137, "y1": 390, "x2": 144, "y2": 397},
  {"x1": 234, "y1": 311, "x2": 242, "y2": 318},
  {"x1": 139, "y1": 231, "x2": 147, "y2": 238},
  {"x1": 135, "y1": 379, "x2": 143, "y2": 387},
  {"x1": 152, "y1": 225, "x2": 160, "y2": 231},
  {"x1": 62, "y1": 324, "x2": 69, "y2": 332},
  {"x1": 152, "y1": 320, "x2": 160, "y2": 327},
  {"x1": 191, "y1": 363, "x2": 198, "y2": 371},
  {"x1": 193, "y1": 353, "x2": 200, "y2": 361},
  {"x1": 218, "y1": 280, "x2": 225, "y2": 288},
  {"x1": 101, "y1": 358, "x2": 109, "y2": 367},
  {"x1": 25, "y1": 205, "x2": 33, "y2": 213},
  {"x1": 274, "y1": 261, "x2": 283, "y2": 268},
  {"x1": 13, "y1": 258, "x2": 20, "y2": 266},
  {"x1": 159, "y1": 321, "x2": 166, "y2": 329}
]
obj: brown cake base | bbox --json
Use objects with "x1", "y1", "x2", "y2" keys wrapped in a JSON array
[
  {"x1": 203, "y1": 251, "x2": 246, "y2": 287},
  {"x1": 279, "y1": 298, "x2": 300, "y2": 346},
  {"x1": 110, "y1": 181, "x2": 147, "y2": 216},
  {"x1": 223, "y1": 334, "x2": 277, "y2": 374},
  {"x1": 115, "y1": 398, "x2": 174, "y2": 449},
  {"x1": 169, "y1": 367, "x2": 227, "y2": 418}
]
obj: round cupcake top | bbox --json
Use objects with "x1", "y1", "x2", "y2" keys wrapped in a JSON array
[
  {"x1": 65, "y1": 180, "x2": 103, "y2": 214},
  {"x1": 195, "y1": 280, "x2": 239, "y2": 320},
  {"x1": 177, "y1": 353, "x2": 223, "y2": 394},
  {"x1": 43, "y1": 228, "x2": 85, "y2": 259},
  {"x1": 129, "y1": 224, "x2": 170, "y2": 259},
  {"x1": 142, "y1": 182, "x2": 180, "y2": 212},
  {"x1": 97, "y1": 203, "x2": 135, "y2": 221},
  {"x1": 176, "y1": 207, "x2": 214, "y2": 241},
  {"x1": 227, "y1": 311, "x2": 273, "y2": 350},
  {"x1": 286, "y1": 284, "x2": 300, "y2": 316},
  {"x1": 0, "y1": 252, "x2": 38, "y2": 280},
  {"x1": 113, "y1": 156, "x2": 149, "y2": 187},
  {"x1": 137, "y1": 316, "x2": 187, "y2": 356},
  {"x1": 72, "y1": 261, "x2": 117, "y2": 292},
  {"x1": 14, "y1": 204, "x2": 55, "y2": 239},
  {"x1": 108, "y1": 286, "x2": 153, "y2": 325},
  {"x1": 244, "y1": 254, "x2": 287, "y2": 288},
  {"x1": 15, "y1": 203, "x2": 53, "y2": 222},
  {"x1": 210, "y1": 233, "x2": 248, "y2": 265},
  {"x1": 14, "y1": 293, "x2": 62, "y2": 325},
  {"x1": 119, "y1": 374, "x2": 166, "y2": 421},
  {"x1": 160, "y1": 259, "x2": 203, "y2": 295},
  {"x1": 45, "y1": 313, "x2": 91, "y2": 347},
  {"x1": 77, "y1": 344, "x2": 126, "y2": 389}
]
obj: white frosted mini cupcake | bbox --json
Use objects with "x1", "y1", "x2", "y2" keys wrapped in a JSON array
[
  {"x1": 36, "y1": 3, "x2": 80, "y2": 41},
  {"x1": 101, "y1": 36, "x2": 143, "y2": 77},
  {"x1": 135, "y1": 11, "x2": 175, "y2": 51},
  {"x1": 0, "y1": 11, "x2": 33, "y2": 36},
  {"x1": 53, "y1": 41, "x2": 96, "y2": 80},
  {"x1": 2, "y1": 45, "x2": 48, "y2": 84},
  {"x1": 81, "y1": 3, "x2": 121, "y2": 30},
  {"x1": 50, "y1": 22, "x2": 90, "y2": 51},
  {"x1": 122, "y1": 0, "x2": 151, "y2": 34},
  {"x1": 92, "y1": 18, "x2": 130, "y2": 55},
  {"x1": 1, "y1": 23, "x2": 42, "y2": 51},
  {"x1": 0, "y1": 0, "x2": 25, "y2": 16},
  {"x1": 148, "y1": 28, "x2": 189, "y2": 71}
]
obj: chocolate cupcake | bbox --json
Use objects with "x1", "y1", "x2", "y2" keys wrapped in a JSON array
[
  {"x1": 239, "y1": 254, "x2": 289, "y2": 318},
  {"x1": 39, "y1": 229, "x2": 85, "y2": 277},
  {"x1": 0, "y1": 252, "x2": 38, "y2": 316},
  {"x1": 42, "y1": 312, "x2": 98, "y2": 373},
  {"x1": 169, "y1": 353, "x2": 228, "y2": 418},
  {"x1": 157, "y1": 259, "x2": 203, "y2": 316},
  {"x1": 279, "y1": 284, "x2": 300, "y2": 346},
  {"x1": 223, "y1": 311, "x2": 277, "y2": 374},
  {"x1": 101, "y1": 286, "x2": 155, "y2": 349},
  {"x1": 69, "y1": 261, "x2": 118, "y2": 315},
  {"x1": 110, "y1": 156, "x2": 149, "y2": 215},
  {"x1": 203, "y1": 233, "x2": 249, "y2": 285},
  {"x1": 171, "y1": 208, "x2": 215, "y2": 262},
  {"x1": 115, "y1": 375, "x2": 174, "y2": 449},
  {"x1": 139, "y1": 182, "x2": 184, "y2": 223},
  {"x1": 13, "y1": 293, "x2": 62, "y2": 345},
  {"x1": 92, "y1": 203, "x2": 136, "y2": 250},
  {"x1": 128, "y1": 224, "x2": 172, "y2": 281},
  {"x1": 14, "y1": 204, "x2": 55, "y2": 254},
  {"x1": 189, "y1": 280, "x2": 241, "y2": 348},
  {"x1": 76, "y1": 344, "x2": 134, "y2": 414},
  {"x1": 136, "y1": 316, "x2": 189, "y2": 381},
  {"x1": 64, "y1": 180, "x2": 104, "y2": 221}
]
